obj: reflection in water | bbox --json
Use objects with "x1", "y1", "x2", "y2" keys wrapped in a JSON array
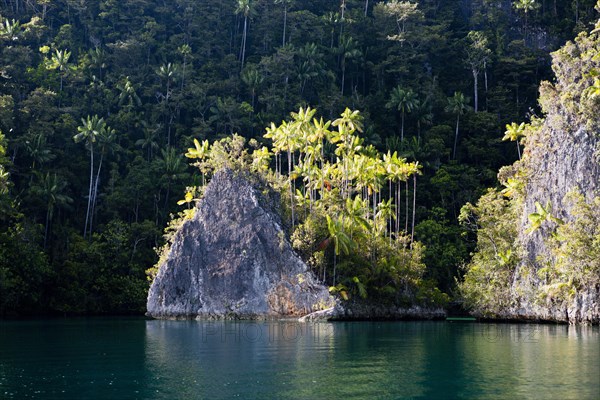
[
  {"x1": 143, "y1": 321, "x2": 599, "y2": 399},
  {"x1": 0, "y1": 319, "x2": 597, "y2": 399}
]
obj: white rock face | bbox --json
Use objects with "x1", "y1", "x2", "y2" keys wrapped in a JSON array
[{"x1": 147, "y1": 169, "x2": 334, "y2": 319}]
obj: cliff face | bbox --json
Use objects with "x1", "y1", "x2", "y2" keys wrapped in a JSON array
[
  {"x1": 506, "y1": 27, "x2": 600, "y2": 324},
  {"x1": 147, "y1": 169, "x2": 334, "y2": 319},
  {"x1": 461, "y1": 21, "x2": 600, "y2": 324}
]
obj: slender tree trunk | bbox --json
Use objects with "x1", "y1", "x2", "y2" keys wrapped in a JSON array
[
  {"x1": 333, "y1": 251, "x2": 337, "y2": 286},
  {"x1": 181, "y1": 58, "x2": 187, "y2": 91},
  {"x1": 241, "y1": 16, "x2": 248, "y2": 68},
  {"x1": 90, "y1": 152, "x2": 104, "y2": 237},
  {"x1": 388, "y1": 180, "x2": 392, "y2": 242},
  {"x1": 282, "y1": 5, "x2": 287, "y2": 46},
  {"x1": 84, "y1": 144, "x2": 94, "y2": 239},
  {"x1": 405, "y1": 180, "x2": 409, "y2": 234},
  {"x1": 516, "y1": 142, "x2": 521, "y2": 160},
  {"x1": 401, "y1": 110, "x2": 405, "y2": 142},
  {"x1": 484, "y1": 61, "x2": 488, "y2": 93},
  {"x1": 341, "y1": 62, "x2": 346, "y2": 95},
  {"x1": 396, "y1": 182, "x2": 400, "y2": 236},
  {"x1": 484, "y1": 61, "x2": 488, "y2": 110},
  {"x1": 453, "y1": 115, "x2": 460, "y2": 160},
  {"x1": 411, "y1": 174, "x2": 416, "y2": 243},
  {"x1": 364, "y1": 0, "x2": 369, "y2": 16},
  {"x1": 44, "y1": 207, "x2": 50, "y2": 248},
  {"x1": 472, "y1": 68, "x2": 478, "y2": 112},
  {"x1": 288, "y1": 149, "x2": 294, "y2": 228}
]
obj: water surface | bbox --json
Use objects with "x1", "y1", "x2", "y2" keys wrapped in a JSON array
[{"x1": 1, "y1": 318, "x2": 598, "y2": 399}]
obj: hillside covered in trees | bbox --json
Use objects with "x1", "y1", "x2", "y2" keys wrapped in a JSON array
[{"x1": 0, "y1": 0, "x2": 597, "y2": 316}]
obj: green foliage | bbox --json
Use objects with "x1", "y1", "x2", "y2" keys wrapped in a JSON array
[
  {"x1": 459, "y1": 12, "x2": 600, "y2": 319},
  {"x1": 167, "y1": 107, "x2": 438, "y2": 305},
  {"x1": 0, "y1": 0, "x2": 594, "y2": 315},
  {"x1": 538, "y1": 192, "x2": 600, "y2": 302},
  {"x1": 458, "y1": 189, "x2": 521, "y2": 315}
]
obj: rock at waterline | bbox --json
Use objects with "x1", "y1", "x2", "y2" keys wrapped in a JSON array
[{"x1": 147, "y1": 169, "x2": 334, "y2": 319}]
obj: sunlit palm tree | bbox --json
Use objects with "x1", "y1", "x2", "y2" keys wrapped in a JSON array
[
  {"x1": 73, "y1": 115, "x2": 104, "y2": 238},
  {"x1": 503, "y1": 122, "x2": 527, "y2": 159}
]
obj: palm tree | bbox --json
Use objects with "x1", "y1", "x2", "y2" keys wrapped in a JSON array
[
  {"x1": 236, "y1": 0, "x2": 253, "y2": 69},
  {"x1": 326, "y1": 214, "x2": 353, "y2": 286},
  {"x1": 386, "y1": 86, "x2": 418, "y2": 142},
  {"x1": 178, "y1": 44, "x2": 192, "y2": 91},
  {"x1": 157, "y1": 63, "x2": 178, "y2": 146},
  {"x1": 46, "y1": 49, "x2": 71, "y2": 107},
  {"x1": 274, "y1": 0, "x2": 293, "y2": 46},
  {"x1": 344, "y1": 195, "x2": 371, "y2": 238},
  {"x1": 24, "y1": 133, "x2": 55, "y2": 170},
  {"x1": 52, "y1": 49, "x2": 71, "y2": 92},
  {"x1": 116, "y1": 76, "x2": 142, "y2": 110},
  {"x1": 159, "y1": 147, "x2": 187, "y2": 213},
  {"x1": 30, "y1": 173, "x2": 72, "y2": 248},
  {"x1": 408, "y1": 162, "x2": 422, "y2": 243},
  {"x1": 135, "y1": 121, "x2": 161, "y2": 161},
  {"x1": 88, "y1": 47, "x2": 106, "y2": 81},
  {"x1": 445, "y1": 91, "x2": 470, "y2": 160},
  {"x1": 383, "y1": 151, "x2": 405, "y2": 237},
  {"x1": 185, "y1": 138, "x2": 211, "y2": 185},
  {"x1": 0, "y1": 18, "x2": 21, "y2": 39},
  {"x1": 241, "y1": 64, "x2": 263, "y2": 108},
  {"x1": 332, "y1": 108, "x2": 364, "y2": 198},
  {"x1": 375, "y1": 198, "x2": 395, "y2": 237},
  {"x1": 279, "y1": 121, "x2": 301, "y2": 227},
  {"x1": 297, "y1": 43, "x2": 326, "y2": 95},
  {"x1": 90, "y1": 125, "x2": 118, "y2": 235},
  {"x1": 413, "y1": 98, "x2": 433, "y2": 141},
  {"x1": 73, "y1": 115, "x2": 104, "y2": 239},
  {"x1": 503, "y1": 122, "x2": 527, "y2": 159},
  {"x1": 337, "y1": 35, "x2": 362, "y2": 95},
  {"x1": 513, "y1": 0, "x2": 540, "y2": 41}
]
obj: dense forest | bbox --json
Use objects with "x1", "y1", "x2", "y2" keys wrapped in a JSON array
[{"x1": 0, "y1": 0, "x2": 597, "y2": 316}]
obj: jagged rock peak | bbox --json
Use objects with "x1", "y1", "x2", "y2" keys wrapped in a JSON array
[{"x1": 147, "y1": 168, "x2": 334, "y2": 319}]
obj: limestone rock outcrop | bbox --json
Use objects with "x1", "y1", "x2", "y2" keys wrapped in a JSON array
[
  {"x1": 147, "y1": 169, "x2": 334, "y2": 319},
  {"x1": 496, "y1": 29, "x2": 600, "y2": 324}
]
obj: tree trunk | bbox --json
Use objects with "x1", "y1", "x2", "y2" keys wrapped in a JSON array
[
  {"x1": 401, "y1": 110, "x2": 405, "y2": 142},
  {"x1": 341, "y1": 62, "x2": 346, "y2": 95},
  {"x1": 181, "y1": 58, "x2": 187, "y2": 91},
  {"x1": 411, "y1": 174, "x2": 416, "y2": 243},
  {"x1": 453, "y1": 114, "x2": 460, "y2": 160},
  {"x1": 282, "y1": 5, "x2": 287, "y2": 47},
  {"x1": 90, "y1": 152, "x2": 104, "y2": 237},
  {"x1": 396, "y1": 182, "x2": 400, "y2": 236},
  {"x1": 44, "y1": 206, "x2": 50, "y2": 249},
  {"x1": 288, "y1": 149, "x2": 294, "y2": 228},
  {"x1": 472, "y1": 68, "x2": 479, "y2": 112},
  {"x1": 484, "y1": 61, "x2": 488, "y2": 110},
  {"x1": 405, "y1": 180, "x2": 409, "y2": 234},
  {"x1": 241, "y1": 16, "x2": 248, "y2": 68},
  {"x1": 333, "y1": 251, "x2": 337, "y2": 286},
  {"x1": 388, "y1": 180, "x2": 392, "y2": 241},
  {"x1": 516, "y1": 142, "x2": 521, "y2": 160},
  {"x1": 84, "y1": 143, "x2": 94, "y2": 239}
]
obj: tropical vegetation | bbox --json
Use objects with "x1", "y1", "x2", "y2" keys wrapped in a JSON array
[{"x1": 0, "y1": 0, "x2": 597, "y2": 315}]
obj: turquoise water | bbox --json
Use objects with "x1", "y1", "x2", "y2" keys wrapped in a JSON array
[{"x1": 0, "y1": 318, "x2": 598, "y2": 399}]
